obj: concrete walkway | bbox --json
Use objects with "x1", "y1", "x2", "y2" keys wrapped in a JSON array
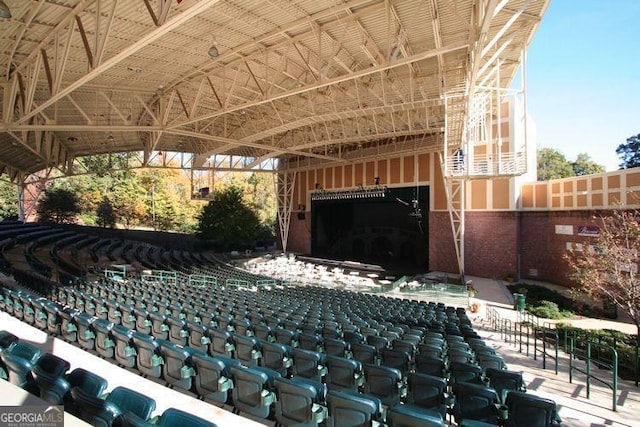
[{"x1": 454, "y1": 274, "x2": 639, "y2": 427}]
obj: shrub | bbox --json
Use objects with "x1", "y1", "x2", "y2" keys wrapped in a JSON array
[{"x1": 528, "y1": 300, "x2": 573, "y2": 320}]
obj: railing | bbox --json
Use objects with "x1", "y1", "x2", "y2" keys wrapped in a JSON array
[{"x1": 568, "y1": 336, "x2": 618, "y2": 412}]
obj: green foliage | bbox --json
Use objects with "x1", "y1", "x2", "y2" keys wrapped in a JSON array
[
  {"x1": 196, "y1": 185, "x2": 261, "y2": 250},
  {"x1": 527, "y1": 300, "x2": 573, "y2": 319},
  {"x1": 537, "y1": 147, "x2": 574, "y2": 181},
  {"x1": 96, "y1": 198, "x2": 116, "y2": 228},
  {"x1": 37, "y1": 187, "x2": 80, "y2": 224},
  {"x1": 0, "y1": 180, "x2": 19, "y2": 221},
  {"x1": 571, "y1": 153, "x2": 605, "y2": 176},
  {"x1": 616, "y1": 133, "x2": 640, "y2": 169},
  {"x1": 537, "y1": 148, "x2": 605, "y2": 181}
]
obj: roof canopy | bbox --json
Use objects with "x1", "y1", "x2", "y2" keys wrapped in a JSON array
[{"x1": 0, "y1": 0, "x2": 549, "y2": 179}]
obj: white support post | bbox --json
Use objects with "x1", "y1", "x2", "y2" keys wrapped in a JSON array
[{"x1": 275, "y1": 171, "x2": 297, "y2": 253}]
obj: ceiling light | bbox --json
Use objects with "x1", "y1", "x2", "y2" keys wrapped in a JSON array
[
  {"x1": 208, "y1": 37, "x2": 219, "y2": 58},
  {"x1": 0, "y1": 1, "x2": 11, "y2": 19}
]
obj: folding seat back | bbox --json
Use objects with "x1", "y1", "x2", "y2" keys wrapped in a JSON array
[
  {"x1": 148, "y1": 312, "x2": 169, "y2": 340},
  {"x1": 76, "y1": 313, "x2": 97, "y2": 351},
  {"x1": 343, "y1": 331, "x2": 365, "y2": 345},
  {"x1": 230, "y1": 365, "x2": 281, "y2": 419},
  {"x1": 234, "y1": 318, "x2": 253, "y2": 337},
  {"x1": 93, "y1": 319, "x2": 116, "y2": 359},
  {"x1": 158, "y1": 341, "x2": 197, "y2": 391},
  {"x1": 184, "y1": 306, "x2": 201, "y2": 324},
  {"x1": 93, "y1": 296, "x2": 109, "y2": 320},
  {"x1": 503, "y1": 391, "x2": 559, "y2": 427},
  {"x1": 451, "y1": 382, "x2": 500, "y2": 424},
  {"x1": 393, "y1": 339, "x2": 417, "y2": 356},
  {"x1": 186, "y1": 322, "x2": 210, "y2": 352},
  {"x1": 291, "y1": 348, "x2": 327, "y2": 382},
  {"x1": 274, "y1": 376, "x2": 327, "y2": 427},
  {"x1": 133, "y1": 308, "x2": 152, "y2": 335},
  {"x1": 449, "y1": 361, "x2": 483, "y2": 385},
  {"x1": 298, "y1": 333, "x2": 323, "y2": 352},
  {"x1": 325, "y1": 390, "x2": 383, "y2": 427},
  {"x1": 362, "y1": 363, "x2": 403, "y2": 407},
  {"x1": 324, "y1": 355, "x2": 364, "y2": 392},
  {"x1": 485, "y1": 368, "x2": 526, "y2": 403},
  {"x1": 207, "y1": 327, "x2": 235, "y2": 358},
  {"x1": 253, "y1": 324, "x2": 274, "y2": 342},
  {"x1": 478, "y1": 354, "x2": 507, "y2": 372},
  {"x1": 386, "y1": 404, "x2": 446, "y2": 427},
  {"x1": 166, "y1": 316, "x2": 188, "y2": 346},
  {"x1": 44, "y1": 301, "x2": 62, "y2": 335},
  {"x1": 64, "y1": 368, "x2": 108, "y2": 415},
  {"x1": 0, "y1": 330, "x2": 19, "y2": 351},
  {"x1": 31, "y1": 298, "x2": 48, "y2": 330},
  {"x1": 1, "y1": 342, "x2": 42, "y2": 386},
  {"x1": 106, "y1": 300, "x2": 123, "y2": 325},
  {"x1": 380, "y1": 348, "x2": 412, "y2": 376},
  {"x1": 155, "y1": 407, "x2": 216, "y2": 427},
  {"x1": 366, "y1": 335, "x2": 389, "y2": 352},
  {"x1": 70, "y1": 386, "x2": 122, "y2": 427},
  {"x1": 191, "y1": 353, "x2": 239, "y2": 404},
  {"x1": 259, "y1": 341, "x2": 293, "y2": 377},
  {"x1": 414, "y1": 354, "x2": 446, "y2": 378},
  {"x1": 19, "y1": 294, "x2": 35, "y2": 324},
  {"x1": 234, "y1": 334, "x2": 262, "y2": 367},
  {"x1": 275, "y1": 328, "x2": 298, "y2": 347},
  {"x1": 106, "y1": 386, "x2": 156, "y2": 422},
  {"x1": 9, "y1": 289, "x2": 23, "y2": 320},
  {"x1": 406, "y1": 372, "x2": 448, "y2": 418},
  {"x1": 447, "y1": 348, "x2": 474, "y2": 364},
  {"x1": 112, "y1": 325, "x2": 136, "y2": 368},
  {"x1": 132, "y1": 333, "x2": 164, "y2": 378},
  {"x1": 418, "y1": 343, "x2": 444, "y2": 358},
  {"x1": 351, "y1": 342, "x2": 378, "y2": 365},
  {"x1": 324, "y1": 337, "x2": 351, "y2": 358}
]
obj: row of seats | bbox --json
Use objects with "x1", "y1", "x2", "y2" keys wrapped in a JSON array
[
  {"x1": 2, "y1": 280, "x2": 556, "y2": 427},
  {"x1": 0, "y1": 330, "x2": 214, "y2": 427}
]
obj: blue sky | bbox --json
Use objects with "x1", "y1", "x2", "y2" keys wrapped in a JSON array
[{"x1": 523, "y1": 0, "x2": 640, "y2": 171}]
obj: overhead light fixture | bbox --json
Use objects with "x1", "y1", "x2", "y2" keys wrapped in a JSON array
[
  {"x1": 0, "y1": 1, "x2": 11, "y2": 19},
  {"x1": 208, "y1": 37, "x2": 219, "y2": 58}
]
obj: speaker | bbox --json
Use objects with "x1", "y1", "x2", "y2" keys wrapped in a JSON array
[{"x1": 297, "y1": 212, "x2": 306, "y2": 220}]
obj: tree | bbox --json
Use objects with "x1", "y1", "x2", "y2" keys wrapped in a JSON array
[
  {"x1": 96, "y1": 198, "x2": 116, "y2": 228},
  {"x1": 566, "y1": 208, "x2": 640, "y2": 342},
  {"x1": 571, "y1": 153, "x2": 605, "y2": 176},
  {"x1": 37, "y1": 188, "x2": 80, "y2": 223},
  {"x1": 0, "y1": 180, "x2": 19, "y2": 221},
  {"x1": 537, "y1": 148, "x2": 574, "y2": 181},
  {"x1": 616, "y1": 133, "x2": 640, "y2": 169},
  {"x1": 196, "y1": 185, "x2": 261, "y2": 250}
]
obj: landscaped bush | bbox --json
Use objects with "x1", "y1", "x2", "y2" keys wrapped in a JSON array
[
  {"x1": 528, "y1": 300, "x2": 573, "y2": 320},
  {"x1": 507, "y1": 283, "x2": 606, "y2": 318}
]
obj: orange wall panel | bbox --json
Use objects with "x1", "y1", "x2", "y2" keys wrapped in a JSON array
[
  {"x1": 324, "y1": 167, "x2": 333, "y2": 189},
  {"x1": 390, "y1": 158, "x2": 401, "y2": 184},
  {"x1": 551, "y1": 196, "x2": 561, "y2": 208},
  {"x1": 433, "y1": 155, "x2": 447, "y2": 210},
  {"x1": 377, "y1": 159, "x2": 388, "y2": 185},
  {"x1": 563, "y1": 181, "x2": 573, "y2": 192},
  {"x1": 592, "y1": 193, "x2": 603, "y2": 206},
  {"x1": 608, "y1": 175, "x2": 620, "y2": 189},
  {"x1": 344, "y1": 165, "x2": 353, "y2": 187},
  {"x1": 563, "y1": 195, "x2": 573, "y2": 207},
  {"x1": 608, "y1": 192, "x2": 621, "y2": 204},
  {"x1": 521, "y1": 184, "x2": 534, "y2": 208},
  {"x1": 628, "y1": 172, "x2": 640, "y2": 187},
  {"x1": 334, "y1": 166, "x2": 343, "y2": 188},
  {"x1": 418, "y1": 154, "x2": 430, "y2": 181},
  {"x1": 471, "y1": 181, "x2": 487, "y2": 209},
  {"x1": 365, "y1": 161, "x2": 375, "y2": 186},
  {"x1": 354, "y1": 163, "x2": 364, "y2": 187},
  {"x1": 576, "y1": 179, "x2": 587, "y2": 192},
  {"x1": 493, "y1": 179, "x2": 509, "y2": 209},
  {"x1": 551, "y1": 182, "x2": 560, "y2": 194},
  {"x1": 592, "y1": 177, "x2": 603, "y2": 190},
  {"x1": 403, "y1": 155, "x2": 415, "y2": 183},
  {"x1": 535, "y1": 184, "x2": 548, "y2": 208},
  {"x1": 577, "y1": 194, "x2": 587, "y2": 207}
]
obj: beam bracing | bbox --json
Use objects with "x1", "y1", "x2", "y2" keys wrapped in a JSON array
[
  {"x1": 442, "y1": 96, "x2": 465, "y2": 282},
  {"x1": 276, "y1": 171, "x2": 296, "y2": 253}
]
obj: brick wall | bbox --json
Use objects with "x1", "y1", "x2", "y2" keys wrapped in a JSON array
[{"x1": 285, "y1": 211, "x2": 312, "y2": 254}]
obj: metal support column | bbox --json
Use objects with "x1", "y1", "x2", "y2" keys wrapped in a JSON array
[{"x1": 275, "y1": 171, "x2": 296, "y2": 253}]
